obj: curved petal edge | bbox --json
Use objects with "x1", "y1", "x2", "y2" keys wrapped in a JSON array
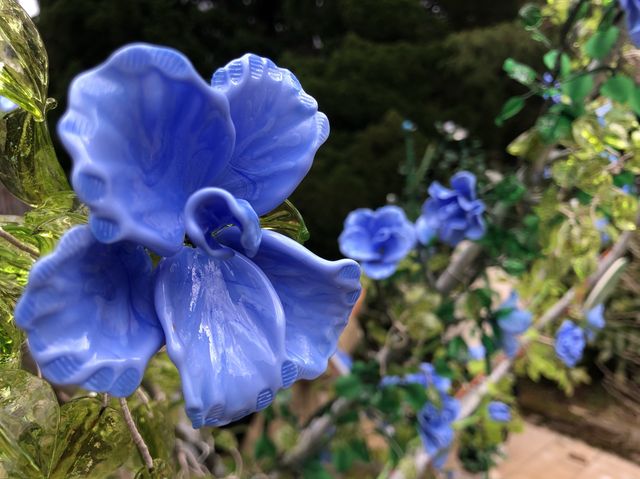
[{"x1": 15, "y1": 226, "x2": 164, "y2": 396}]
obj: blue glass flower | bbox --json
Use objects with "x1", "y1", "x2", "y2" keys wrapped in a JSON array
[
  {"x1": 417, "y1": 171, "x2": 486, "y2": 246},
  {"x1": 585, "y1": 304, "x2": 605, "y2": 342},
  {"x1": 417, "y1": 394, "x2": 460, "y2": 469},
  {"x1": 15, "y1": 44, "x2": 361, "y2": 428},
  {"x1": 487, "y1": 401, "x2": 511, "y2": 423},
  {"x1": 496, "y1": 292, "x2": 532, "y2": 358},
  {"x1": 554, "y1": 320, "x2": 586, "y2": 368},
  {"x1": 620, "y1": 0, "x2": 640, "y2": 47},
  {"x1": 468, "y1": 343, "x2": 486, "y2": 361},
  {"x1": 339, "y1": 205, "x2": 416, "y2": 280}
]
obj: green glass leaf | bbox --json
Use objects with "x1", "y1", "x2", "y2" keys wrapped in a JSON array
[
  {"x1": 563, "y1": 73, "x2": 593, "y2": 107},
  {"x1": 536, "y1": 110, "x2": 572, "y2": 143},
  {"x1": 0, "y1": 108, "x2": 70, "y2": 206},
  {"x1": 519, "y1": 4, "x2": 543, "y2": 28},
  {"x1": 585, "y1": 26, "x2": 620, "y2": 60},
  {"x1": 260, "y1": 199, "x2": 310, "y2": 243},
  {"x1": 495, "y1": 96, "x2": 525, "y2": 126},
  {"x1": 0, "y1": 0, "x2": 48, "y2": 119},
  {"x1": 503, "y1": 58, "x2": 537, "y2": 86},
  {"x1": 601, "y1": 75, "x2": 635, "y2": 104},
  {"x1": 543, "y1": 50, "x2": 559, "y2": 71},
  {"x1": 609, "y1": 190, "x2": 638, "y2": 231},
  {"x1": 48, "y1": 398, "x2": 132, "y2": 479},
  {"x1": 0, "y1": 369, "x2": 59, "y2": 478}
]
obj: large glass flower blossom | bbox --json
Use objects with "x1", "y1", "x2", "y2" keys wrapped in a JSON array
[
  {"x1": 15, "y1": 44, "x2": 361, "y2": 428},
  {"x1": 338, "y1": 205, "x2": 416, "y2": 280},
  {"x1": 417, "y1": 171, "x2": 485, "y2": 246},
  {"x1": 417, "y1": 390, "x2": 460, "y2": 469}
]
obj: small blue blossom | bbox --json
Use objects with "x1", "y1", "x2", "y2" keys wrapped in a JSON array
[
  {"x1": 487, "y1": 401, "x2": 511, "y2": 423},
  {"x1": 585, "y1": 304, "x2": 605, "y2": 342},
  {"x1": 339, "y1": 205, "x2": 416, "y2": 280},
  {"x1": 595, "y1": 102, "x2": 612, "y2": 126},
  {"x1": 16, "y1": 44, "x2": 362, "y2": 428},
  {"x1": 417, "y1": 394, "x2": 460, "y2": 469},
  {"x1": 595, "y1": 217, "x2": 611, "y2": 245},
  {"x1": 468, "y1": 343, "x2": 486, "y2": 361},
  {"x1": 417, "y1": 171, "x2": 486, "y2": 246},
  {"x1": 555, "y1": 320, "x2": 586, "y2": 367},
  {"x1": 620, "y1": 0, "x2": 640, "y2": 47},
  {"x1": 496, "y1": 292, "x2": 532, "y2": 358}
]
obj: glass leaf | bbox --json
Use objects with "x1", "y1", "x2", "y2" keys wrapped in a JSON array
[
  {"x1": 48, "y1": 398, "x2": 132, "y2": 479},
  {"x1": 0, "y1": 0, "x2": 49, "y2": 119},
  {"x1": 0, "y1": 369, "x2": 59, "y2": 478},
  {"x1": 0, "y1": 108, "x2": 69, "y2": 206},
  {"x1": 260, "y1": 199, "x2": 310, "y2": 244}
]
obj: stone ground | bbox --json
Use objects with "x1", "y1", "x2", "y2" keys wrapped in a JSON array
[{"x1": 450, "y1": 421, "x2": 640, "y2": 479}]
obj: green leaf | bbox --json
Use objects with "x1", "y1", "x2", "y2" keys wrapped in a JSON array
[
  {"x1": 131, "y1": 398, "x2": 175, "y2": 475},
  {"x1": 536, "y1": 110, "x2": 572, "y2": 143},
  {"x1": 519, "y1": 4, "x2": 542, "y2": 28},
  {"x1": 0, "y1": 369, "x2": 58, "y2": 478},
  {"x1": 303, "y1": 460, "x2": 333, "y2": 479},
  {"x1": 495, "y1": 97, "x2": 525, "y2": 126},
  {"x1": 503, "y1": 58, "x2": 537, "y2": 86},
  {"x1": 585, "y1": 26, "x2": 619, "y2": 60},
  {"x1": 49, "y1": 398, "x2": 132, "y2": 479},
  {"x1": 564, "y1": 73, "x2": 593, "y2": 106},
  {"x1": 543, "y1": 50, "x2": 559, "y2": 71},
  {"x1": 0, "y1": 108, "x2": 70, "y2": 206},
  {"x1": 0, "y1": 0, "x2": 49, "y2": 119},
  {"x1": 260, "y1": 199, "x2": 310, "y2": 243},
  {"x1": 334, "y1": 374, "x2": 362, "y2": 399},
  {"x1": 601, "y1": 75, "x2": 635, "y2": 104},
  {"x1": 333, "y1": 444, "x2": 355, "y2": 472},
  {"x1": 254, "y1": 433, "x2": 277, "y2": 460},
  {"x1": 402, "y1": 383, "x2": 427, "y2": 411}
]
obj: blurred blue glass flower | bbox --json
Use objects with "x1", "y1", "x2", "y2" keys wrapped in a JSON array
[
  {"x1": 554, "y1": 320, "x2": 586, "y2": 368},
  {"x1": 595, "y1": 102, "x2": 612, "y2": 126},
  {"x1": 417, "y1": 171, "x2": 486, "y2": 246},
  {"x1": 16, "y1": 44, "x2": 361, "y2": 428},
  {"x1": 595, "y1": 217, "x2": 611, "y2": 245},
  {"x1": 585, "y1": 304, "x2": 605, "y2": 342},
  {"x1": 497, "y1": 292, "x2": 532, "y2": 358},
  {"x1": 487, "y1": 401, "x2": 511, "y2": 423},
  {"x1": 339, "y1": 205, "x2": 416, "y2": 280},
  {"x1": 620, "y1": 0, "x2": 640, "y2": 47},
  {"x1": 417, "y1": 394, "x2": 460, "y2": 469},
  {"x1": 468, "y1": 343, "x2": 486, "y2": 361}
]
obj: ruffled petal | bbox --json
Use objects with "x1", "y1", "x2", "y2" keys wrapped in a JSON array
[
  {"x1": 154, "y1": 247, "x2": 287, "y2": 427},
  {"x1": 219, "y1": 228, "x2": 361, "y2": 380},
  {"x1": 415, "y1": 215, "x2": 436, "y2": 245},
  {"x1": 15, "y1": 226, "x2": 163, "y2": 396},
  {"x1": 450, "y1": 171, "x2": 477, "y2": 200},
  {"x1": 211, "y1": 54, "x2": 328, "y2": 215},
  {"x1": 338, "y1": 225, "x2": 379, "y2": 261},
  {"x1": 185, "y1": 187, "x2": 261, "y2": 259},
  {"x1": 344, "y1": 208, "x2": 376, "y2": 231},
  {"x1": 362, "y1": 260, "x2": 398, "y2": 280},
  {"x1": 59, "y1": 43, "x2": 235, "y2": 256}
]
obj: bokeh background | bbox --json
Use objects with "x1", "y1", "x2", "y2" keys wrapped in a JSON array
[{"x1": 37, "y1": 0, "x2": 541, "y2": 258}]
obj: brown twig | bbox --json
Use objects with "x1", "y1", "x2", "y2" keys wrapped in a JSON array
[
  {"x1": 119, "y1": 397, "x2": 154, "y2": 472},
  {"x1": 0, "y1": 227, "x2": 38, "y2": 259}
]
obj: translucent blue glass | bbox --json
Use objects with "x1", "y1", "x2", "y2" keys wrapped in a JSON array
[
  {"x1": 339, "y1": 205, "x2": 416, "y2": 280},
  {"x1": 554, "y1": 320, "x2": 586, "y2": 367},
  {"x1": 418, "y1": 171, "x2": 486, "y2": 246}
]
